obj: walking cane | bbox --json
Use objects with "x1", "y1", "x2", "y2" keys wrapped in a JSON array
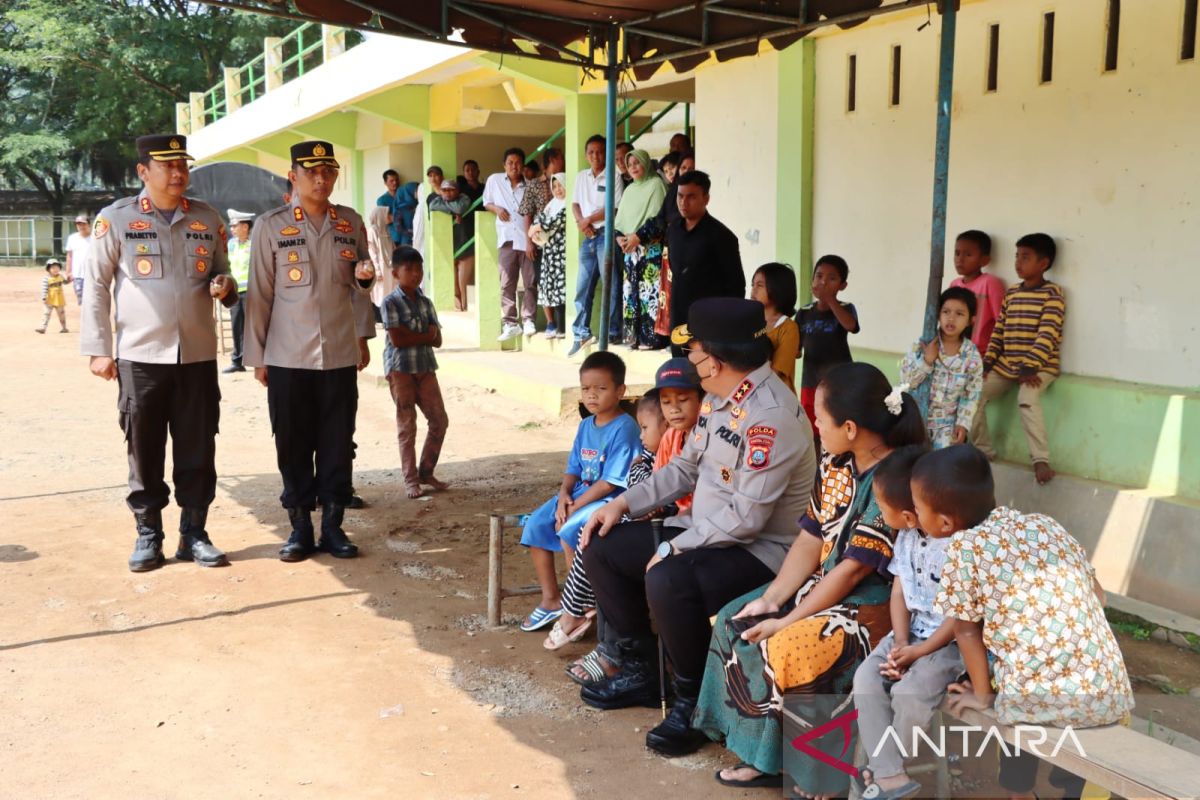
[{"x1": 650, "y1": 518, "x2": 668, "y2": 721}]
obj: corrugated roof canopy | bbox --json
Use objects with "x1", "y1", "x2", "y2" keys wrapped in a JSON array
[{"x1": 200, "y1": 0, "x2": 931, "y2": 78}]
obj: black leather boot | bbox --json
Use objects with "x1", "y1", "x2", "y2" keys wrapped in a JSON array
[
  {"x1": 128, "y1": 511, "x2": 165, "y2": 573},
  {"x1": 645, "y1": 677, "x2": 709, "y2": 757},
  {"x1": 279, "y1": 507, "x2": 316, "y2": 562},
  {"x1": 175, "y1": 507, "x2": 228, "y2": 567},
  {"x1": 580, "y1": 639, "x2": 660, "y2": 710},
  {"x1": 318, "y1": 503, "x2": 358, "y2": 558}
]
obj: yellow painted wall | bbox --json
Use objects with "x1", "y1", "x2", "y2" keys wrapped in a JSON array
[
  {"x1": 693, "y1": 50, "x2": 782, "y2": 272},
  {"x1": 811, "y1": 0, "x2": 1200, "y2": 389}
]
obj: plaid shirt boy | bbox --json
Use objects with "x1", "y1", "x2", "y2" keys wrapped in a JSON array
[{"x1": 383, "y1": 286, "x2": 439, "y2": 375}]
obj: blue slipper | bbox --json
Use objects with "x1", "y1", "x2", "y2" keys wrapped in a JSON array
[{"x1": 519, "y1": 605, "x2": 563, "y2": 632}]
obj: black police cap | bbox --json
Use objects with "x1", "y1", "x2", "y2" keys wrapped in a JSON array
[
  {"x1": 136, "y1": 135, "x2": 194, "y2": 162},
  {"x1": 291, "y1": 140, "x2": 340, "y2": 169},
  {"x1": 671, "y1": 298, "x2": 768, "y2": 347}
]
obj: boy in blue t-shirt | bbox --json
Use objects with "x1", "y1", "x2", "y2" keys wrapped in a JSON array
[{"x1": 519, "y1": 351, "x2": 642, "y2": 633}]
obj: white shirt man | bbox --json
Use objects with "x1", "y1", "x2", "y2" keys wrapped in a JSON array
[{"x1": 65, "y1": 215, "x2": 93, "y2": 305}]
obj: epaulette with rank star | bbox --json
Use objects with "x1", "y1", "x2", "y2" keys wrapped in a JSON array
[{"x1": 732, "y1": 379, "x2": 754, "y2": 404}]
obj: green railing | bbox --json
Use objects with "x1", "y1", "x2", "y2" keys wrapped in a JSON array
[
  {"x1": 279, "y1": 22, "x2": 324, "y2": 83},
  {"x1": 195, "y1": 21, "x2": 357, "y2": 127}
]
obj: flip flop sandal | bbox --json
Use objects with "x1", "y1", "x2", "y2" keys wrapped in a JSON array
[
  {"x1": 862, "y1": 780, "x2": 922, "y2": 800},
  {"x1": 543, "y1": 615, "x2": 594, "y2": 651},
  {"x1": 519, "y1": 605, "x2": 562, "y2": 632},
  {"x1": 564, "y1": 648, "x2": 613, "y2": 687},
  {"x1": 714, "y1": 763, "x2": 783, "y2": 788}
]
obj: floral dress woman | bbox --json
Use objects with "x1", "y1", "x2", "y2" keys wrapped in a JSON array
[
  {"x1": 614, "y1": 149, "x2": 667, "y2": 348},
  {"x1": 693, "y1": 452, "x2": 896, "y2": 796},
  {"x1": 532, "y1": 173, "x2": 567, "y2": 311}
]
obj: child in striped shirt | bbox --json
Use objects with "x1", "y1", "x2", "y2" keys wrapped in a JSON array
[{"x1": 970, "y1": 233, "x2": 1065, "y2": 485}]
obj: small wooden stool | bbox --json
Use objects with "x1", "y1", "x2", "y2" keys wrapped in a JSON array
[{"x1": 487, "y1": 514, "x2": 541, "y2": 627}]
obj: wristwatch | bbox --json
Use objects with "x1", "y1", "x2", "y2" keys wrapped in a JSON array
[{"x1": 656, "y1": 540, "x2": 674, "y2": 560}]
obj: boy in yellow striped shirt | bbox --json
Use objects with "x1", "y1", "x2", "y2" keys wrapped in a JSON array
[{"x1": 971, "y1": 233, "x2": 1065, "y2": 485}]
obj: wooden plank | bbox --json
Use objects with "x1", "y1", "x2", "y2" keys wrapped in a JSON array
[{"x1": 945, "y1": 704, "x2": 1200, "y2": 800}]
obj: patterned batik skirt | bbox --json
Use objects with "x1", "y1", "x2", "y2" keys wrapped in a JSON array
[{"x1": 693, "y1": 577, "x2": 892, "y2": 797}]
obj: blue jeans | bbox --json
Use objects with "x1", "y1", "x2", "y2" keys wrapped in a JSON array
[{"x1": 572, "y1": 234, "x2": 623, "y2": 342}]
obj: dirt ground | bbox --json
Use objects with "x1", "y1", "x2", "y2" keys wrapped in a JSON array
[{"x1": 3, "y1": 265, "x2": 1198, "y2": 800}]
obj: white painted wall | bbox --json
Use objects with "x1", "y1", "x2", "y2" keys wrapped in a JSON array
[
  {"x1": 694, "y1": 50, "x2": 781, "y2": 272},
  {"x1": 811, "y1": 0, "x2": 1200, "y2": 388}
]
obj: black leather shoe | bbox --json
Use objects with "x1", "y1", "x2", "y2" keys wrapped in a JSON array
[
  {"x1": 174, "y1": 507, "x2": 228, "y2": 566},
  {"x1": 580, "y1": 659, "x2": 660, "y2": 710},
  {"x1": 346, "y1": 493, "x2": 365, "y2": 509},
  {"x1": 128, "y1": 511, "x2": 165, "y2": 572},
  {"x1": 645, "y1": 685, "x2": 709, "y2": 757},
  {"x1": 221, "y1": 363, "x2": 245, "y2": 374},
  {"x1": 318, "y1": 503, "x2": 358, "y2": 558},
  {"x1": 280, "y1": 507, "x2": 316, "y2": 562}
]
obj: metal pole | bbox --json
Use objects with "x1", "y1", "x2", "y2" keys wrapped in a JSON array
[
  {"x1": 923, "y1": 0, "x2": 958, "y2": 342},
  {"x1": 487, "y1": 515, "x2": 503, "y2": 628},
  {"x1": 599, "y1": 25, "x2": 619, "y2": 351},
  {"x1": 651, "y1": 518, "x2": 668, "y2": 720}
]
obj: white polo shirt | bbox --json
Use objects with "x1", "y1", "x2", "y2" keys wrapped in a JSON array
[
  {"x1": 482, "y1": 172, "x2": 528, "y2": 249},
  {"x1": 66, "y1": 231, "x2": 92, "y2": 279},
  {"x1": 573, "y1": 167, "x2": 624, "y2": 232}
]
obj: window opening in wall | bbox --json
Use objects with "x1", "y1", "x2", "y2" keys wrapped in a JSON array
[
  {"x1": 1104, "y1": 0, "x2": 1121, "y2": 71},
  {"x1": 847, "y1": 53, "x2": 857, "y2": 111},
  {"x1": 987, "y1": 24, "x2": 1000, "y2": 91},
  {"x1": 1184, "y1": 0, "x2": 1198, "y2": 60},
  {"x1": 1041, "y1": 12, "x2": 1056, "y2": 83},
  {"x1": 890, "y1": 45, "x2": 902, "y2": 106}
]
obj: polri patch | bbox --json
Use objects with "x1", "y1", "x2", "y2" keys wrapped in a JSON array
[
  {"x1": 746, "y1": 428, "x2": 776, "y2": 471},
  {"x1": 93, "y1": 217, "x2": 109, "y2": 237}
]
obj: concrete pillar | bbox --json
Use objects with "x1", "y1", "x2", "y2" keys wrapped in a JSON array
[
  {"x1": 427, "y1": 212, "x2": 456, "y2": 312},
  {"x1": 265, "y1": 37, "x2": 284, "y2": 91},
  {"x1": 474, "y1": 211, "x2": 503, "y2": 351},
  {"x1": 189, "y1": 92, "x2": 206, "y2": 130},
  {"x1": 224, "y1": 67, "x2": 242, "y2": 113},
  {"x1": 321, "y1": 25, "x2": 346, "y2": 62},
  {"x1": 421, "y1": 131, "x2": 457, "y2": 180},
  {"x1": 776, "y1": 39, "x2": 816, "y2": 304},
  {"x1": 176, "y1": 102, "x2": 191, "y2": 135},
  {"x1": 563, "y1": 93, "x2": 606, "y2": 341}
]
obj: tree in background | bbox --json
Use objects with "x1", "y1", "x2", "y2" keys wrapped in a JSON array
[{"x1": 0, "y1": 0, "x2": 294, "y2": 250}]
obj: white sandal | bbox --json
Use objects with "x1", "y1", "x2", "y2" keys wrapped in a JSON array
[{"x1": 542, "y1": 615, "x2": 594, "y2": 651}]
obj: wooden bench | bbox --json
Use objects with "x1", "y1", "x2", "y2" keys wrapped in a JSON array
[
  {"x1": 837, "y1": 702, "x2": 1200, "y2": 799},
  {"x1": 486, "y1": 514, "x2": 540, "y2": 627},
  {"x1": 941, "y1": 704, "x2": 1200, "y2": 800}
]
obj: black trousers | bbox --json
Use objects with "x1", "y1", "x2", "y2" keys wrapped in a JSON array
[
  {"x1": 229, "y1": 292, "x2": 246, "y2": 365},
  {"x1": 116, "y1": 359, "x2": 220, "y2": 516},
  {"x1": 582, "y1": 520, "x2": 775, "y2": 683},
  {"x1": 267, "y1": 365, "x2": 357, "y2": 509}
]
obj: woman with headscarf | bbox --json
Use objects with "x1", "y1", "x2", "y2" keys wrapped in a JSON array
[
  {"x1": 615, "y1": 149, "x2": 668, "y2": 349},
  {"x1": 528, "y1": 173, "x2": 568, "y2": 337},
  {"x1": 368, "y1": 205, "x2": 397, "y2": 317}
]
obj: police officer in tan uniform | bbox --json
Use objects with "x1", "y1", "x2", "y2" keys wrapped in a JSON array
[
  {"x1": 577, "y1": 297, "x2": 817, "y2": 754},
  {"x1": 81, "y1": 134, "x2": 239, "y2": 572},
  {"x1": 244, "y1": 141, "x2": 375, "y2": 561}
]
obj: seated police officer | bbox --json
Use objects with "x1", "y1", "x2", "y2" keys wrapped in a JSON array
[
  {"x1": 81, "y1": 134, "x2": 239, "y2": 572},
  {"x1": 244, "y1": 141, "x2": 375, "y2": 561},
  {"x1": 578, "y1": 297, "x2": 817, "y2": 756}
]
